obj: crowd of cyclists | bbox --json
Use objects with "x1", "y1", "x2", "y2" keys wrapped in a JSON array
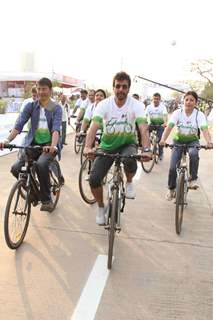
[{"x1": 0, "y1": 71, "x2": 213, "y2": 225}]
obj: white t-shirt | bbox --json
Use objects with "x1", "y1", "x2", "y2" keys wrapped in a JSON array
[
  {"x1": 145, "y1": 103, "x2": 167, "y2": 125},
  {"x1": 168, "y1": 108, "x2": 208, "y2": 142},
  {"x1": 80, "y1": 98, "x2": 90, "y2": 111},
  {"x1": 83, "y1": 103, "x2": 96, "y2": 123},
  {"x1": 92, "y1": 96, "x2": 147, "y2": 151},
  {"x1": 60, "y1": 102, "x2": 69, "y2": 122},
  {"x1": 75, "y1": 98, "x2": 82, "y2": 108},
  {"x1": 34, "y1": 107, "x2": 51, "y2": 144}
]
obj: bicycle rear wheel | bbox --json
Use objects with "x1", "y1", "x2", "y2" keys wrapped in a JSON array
[
  {"x1": 4, "y1": 179, "x2": 31, "y2": 249},
  {"x1": 49, "y1": 160, "x2": 61, "y2": 210},
  {"x1": 175, "y1": 172, "x2": 185, "y2": 235},
  {"x1": 79, "y1": 158, "x2": 96, "y2": 204},
  {"x1": 108, "y1": 188, "x2": 118, "y2": 269}
]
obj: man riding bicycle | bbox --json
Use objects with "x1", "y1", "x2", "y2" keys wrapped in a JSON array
[
  {"x1": 84, "y1": 71, "x2": 152, "y2": 225},
  {"x1": 145, "y1": 93, "x2": 168, "y2": 160},
  {"x1": 0, "y1": 77, "x2": 62, "y2": 212}
]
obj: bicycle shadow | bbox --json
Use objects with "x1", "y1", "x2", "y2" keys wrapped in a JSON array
[{"x1": 14, "y1": 242, "x2": 73, "y2": 320}]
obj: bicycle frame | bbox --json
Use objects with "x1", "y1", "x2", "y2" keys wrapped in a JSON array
[{"x1": 107, "y1": 157, "x2": 125, "y2": 230}]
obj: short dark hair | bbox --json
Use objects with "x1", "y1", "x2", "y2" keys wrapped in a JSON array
[
  {"x1": 132, "y1": 93, "x2": 139, "y2": 99},
  {"x1": 113, "y1": 71, "x2": 131, "y2": 88},
  {"x1": 38, "y1": 77, "x2": 52, "y2": 89},
  {"x1": 153, "y1": 93, "x2": 161, "y2": 99},
  {"x1": 31, "y1": 86, "x2": 38, "y2": 94},
  {"x1": 80, "y1": 89, "x2": 88, "y2": 95},
  {"x1": 184, "y1": 90, "x2": 198, "y2": 102},
  {"x1": 95, "y1": 89, "x2": 106, "y2": 99}
]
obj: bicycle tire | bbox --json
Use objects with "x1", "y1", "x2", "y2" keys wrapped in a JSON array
[
  {"x1": 108, "y1": 188, "x2": 118, "y2": 269},
  {"x1": 175, "y1": 172, "x2": 185, "y2": 235},
  {"x1": 49, "y1": 160, "x2": 61, "y2": 210},
  {"x1": 141, "y1": 140, "x2": 155, "y2": 173},
  {"x1": 79, "y1": 158, "x2": 96, "y2": 204},
  {"x1": 154, "y1": 143, "x2": 159, "y2": 164},
  {"x1": 4, "y1": 179, "x2": 31, "y2": 249},
  {"x1": 74, "y1": 134, "x2": 81, "y2": 154},
  {"x1": 80, "y1": 137, "x2": 86, "y2": 165}
]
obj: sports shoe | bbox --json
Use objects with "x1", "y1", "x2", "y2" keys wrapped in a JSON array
[
  {"x1": 40, "y1": 200, "x2": 54, "y2": 212},
  {"x1": 166, "y1": 189, "x2": 176, "y2": 201},
  {"x1": 96, "y1": 207, "x2": 106, "y2": 225},
  {"x1": 125, "y1": 182, "x2": 136, "y2": 199},
  {"x1": 188, "y1": 179, "x2": 199, "y2": 189}
]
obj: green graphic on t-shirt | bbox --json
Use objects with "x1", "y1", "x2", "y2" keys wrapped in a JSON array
[
  {"x1": 100, "y1": 132, "x2": 136, "y2": 150},
  {"x1": 34, "y1": 128, "x2": 51, "y2": 144},
  {"x1": 150, "y1": 117, "x2": 164, "y2": 125}
]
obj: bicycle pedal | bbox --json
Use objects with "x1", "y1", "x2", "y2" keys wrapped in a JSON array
[
  {"x1": 104, "y1": 225, "x2": 110, "y2": 230},
  {"x1": 116, "y1": 226, "x2": 121, "y2": 232}
]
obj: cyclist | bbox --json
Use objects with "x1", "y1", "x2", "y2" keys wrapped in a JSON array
[
  {"x1": 0, "y1": 77, "x2": 63, "y2": 212},
  {"x1": 80, "y1": 89, "x2": 106, "y2": 135},
  {"x1": 71, "y1": 89, "x2": 88, "y2": 117},
  {"x1": 145, "y1": 93, "x2": 167, "y2": 160},
  {"x1": 76, "y1": 89, "x2": 96, "y2": 124},
  {"x1": 84, "y1": 71, "x2": 152, "y2": 225},
  {"x1": 160, "y1": 91, "x2": 213, "y2": 200}
]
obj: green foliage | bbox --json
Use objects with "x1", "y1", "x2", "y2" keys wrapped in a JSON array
[
  {"x1": 0, "y1": 99, "x2": 7, "y2": 114},
  {"x1": 171, "y1": 91, "x2": 182, "y2": 100},
  {"x1": 52, "y1": 80, "x2": 60, "y2": 88},
  {"x1": 201, "y1": 83, "x2": 213, "y2": 100},
  {"x1": 23, "y1": 82, "x2": 36, "y2": 99}
]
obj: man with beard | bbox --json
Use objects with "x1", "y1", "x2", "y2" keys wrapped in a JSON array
[{"x1": 84, "y1": 71, "x2": 152, "y2": 225}]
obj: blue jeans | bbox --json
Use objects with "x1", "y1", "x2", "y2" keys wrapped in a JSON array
[
  {"x1": 168, "y1": 141, "x2": 200, "y2": 190},
  {"x1": 149, "y1": 125, "x2": 164, "y2": 156}
]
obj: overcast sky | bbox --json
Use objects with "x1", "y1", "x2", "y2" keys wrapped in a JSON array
[{"x1": 0, "y1": 0, "x2": 212, "y2": 88}]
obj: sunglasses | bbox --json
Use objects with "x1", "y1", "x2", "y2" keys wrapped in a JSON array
[{"x1": 114, "y1": 84, "x2": 129, "y2": 90}]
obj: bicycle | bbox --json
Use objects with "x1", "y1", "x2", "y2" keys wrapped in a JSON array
[
  {"x1": 3, "y1": 144, "x2": 62, "y2": 249},
  {"x1": 141, "y1": 124, "x2": 163, "y2": 173},
  {"x1": 74, "y1": 121, "x2": 83, "y2": 154},
  {"x1": 94, "y1": 152, "x2": 142, "y2": 270},
  {"x1": 166, "y1": 143, "x2": 208, "y2": 235}
]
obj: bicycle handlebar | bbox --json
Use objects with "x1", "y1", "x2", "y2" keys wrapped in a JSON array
[
  {"x1": 3, "y1": 144, "x2": 57, "y2": 151},
  {"x1": 165, "y1": 143, "x2": 210, "y2": 150},
  {"x1": 94, "y1": 152, "x2": 148, "y2": 160}
]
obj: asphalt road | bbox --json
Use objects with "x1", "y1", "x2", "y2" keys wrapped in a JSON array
[{"x1": 0, "y1": 132, "x2": 213, "y2": 320}]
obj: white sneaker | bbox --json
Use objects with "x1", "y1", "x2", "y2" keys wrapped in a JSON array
[
  {"x1": 84, "y1": 174, "x2": 90, "y2": 181},
  {"x1": 188, "y1": 179, "x2": 199, "y2": 189},
  {"x1": 96, "y1": 207, "x2": 106, "y2": 225},
  {"x1": 166, "y1": 189, "x2": 176, "y2": 201},
  {"x1": 125, "y1": 182, "x2": 136, "y2": 199}
]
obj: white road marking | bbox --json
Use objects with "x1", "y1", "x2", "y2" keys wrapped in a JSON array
[{"x1": 71, "y1": 254, "x2": 111, "y2": 320}]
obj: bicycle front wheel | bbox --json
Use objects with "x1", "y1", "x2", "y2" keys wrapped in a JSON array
[
  {"x1": 80, "y1": 137, "x2": 86, "y2": 165},
  {"x1": 79, "y1": 158, "x2": 96, "y2": 204},
  {"x1": 49, "y1": 160, "x2": 61, "y2": 210},
  {"x1": 175, "y1": 172, "x2": 185, "y2": 235},
  {"x1": 74, "y1": 134, "x2": 81, "y2": 154},
  {"x1": 4, "y1": 179, "x2": 31, "y2": 249},
  {"x1": 141, "y1": 141, "x2": 156, "y2": 173},
  {"x1": 108, "y1": 188, "x2": 118, "y2": 269}
]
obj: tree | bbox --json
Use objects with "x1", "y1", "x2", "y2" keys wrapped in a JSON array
[
  {"x1": 191, "y1": 59, "x2": 213, "y2": 85},
  {"x1": 190, "y1": 59, "x2": 213, "y2": 100}
]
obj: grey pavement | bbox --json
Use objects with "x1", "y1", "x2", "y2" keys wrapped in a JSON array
[{"x1": 0, "y1": 132, "x2": 213, "y2": 320}]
